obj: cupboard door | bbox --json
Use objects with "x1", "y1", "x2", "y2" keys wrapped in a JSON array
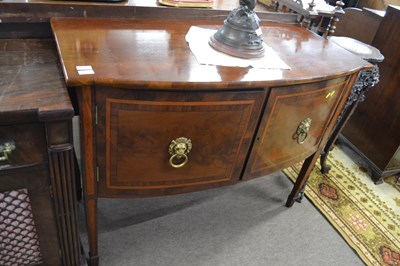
[
  {"x1": 0, "y1": 166, "x2": 61, "y2": 266},
  {"x1": 244, "y1": 78, "x2": 349, "y2": 179},
  {"x1": 95, "y1": 87, "x2": 265, "y2": 197}
]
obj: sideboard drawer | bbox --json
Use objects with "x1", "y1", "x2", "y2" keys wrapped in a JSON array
[
  {"x1": 244, "y1": 77, "x2": 350, "y2": 179},
  {"x1": 96, "y1": 87, "x2": 265, "y2": 197},
  {"x1": 0, "y1": 124, "x2": 47, "y2": 169}
]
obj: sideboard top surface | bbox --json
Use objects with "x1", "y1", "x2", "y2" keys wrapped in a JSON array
[
  {"x1": 0, "y1": 39, "x2": 74, "y2": 124},
  {"x1": 51, "y1": 18, "x2": 369, "y2": 90}
]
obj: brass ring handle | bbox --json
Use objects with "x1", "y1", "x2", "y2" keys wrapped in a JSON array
[
  {"x1": 294, "y1": 118, "x2": 312, "y2": 145},
  {"x1": 0, "y1": 142, "x2": 16, "y2": 161},
  {"x1": 169, "y1": 153, "x2": 189, "y2": 168},
  {"x1": 168, "y1": 137, "x2": 192, "y2": 169},
  {"x1": 297, "y1": 132, "x2": 308, "y2": 145}
]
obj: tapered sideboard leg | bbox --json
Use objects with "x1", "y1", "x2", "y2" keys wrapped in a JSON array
[
  {"x1": 77, "y1": 86, "x2": 99, "y2": 266},
  {"x1": 85, "y1": 197, "x2": 99, "y2": 266},
  {"x1": 286, "y1": 152, "x2": 319, "y2": 207}
]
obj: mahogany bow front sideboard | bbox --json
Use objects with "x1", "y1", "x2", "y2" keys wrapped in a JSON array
[{"x1": 48, "y1": 17, "x2": 369, "y2": 265}]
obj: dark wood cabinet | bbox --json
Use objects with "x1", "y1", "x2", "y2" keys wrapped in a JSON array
[
  {"x1": 341, "y1": 5, "x2": 400, "y2": 183},
  {"x1": 0, "y1": 39, "x2": 81, "y2": 265}
]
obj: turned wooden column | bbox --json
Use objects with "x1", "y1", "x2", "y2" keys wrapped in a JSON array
[
  {"x1": 46, "y1": 120, "x2": 81, "y2": 266},
  {"x1": 324, "y1": 1, "x2": 345, "y2": 37}
]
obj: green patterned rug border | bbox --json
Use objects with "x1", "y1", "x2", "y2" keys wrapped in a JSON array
[
  {"x1": 385, "y1": 176, "x2": 400, "y2": 193},
  {"x1": 283, "y1": 146, "x2": 400, "y2": 266}
]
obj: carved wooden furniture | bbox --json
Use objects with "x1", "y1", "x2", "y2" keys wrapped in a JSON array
[
  {"x1": 320, "y1": 36, "x2": 383, "y2": 175},
  {"x1": 50, "y1": 17, "x2": 368, "y2": 265},
  {"x1": 0, "y1": 39, "x2": 81, "y2": 265},
  {"x1": 274, "y1": 0, "x2": 345, "y2": 36},
  {"x1": 341, "y1": 5, "x2": 400, "y2": 183}
]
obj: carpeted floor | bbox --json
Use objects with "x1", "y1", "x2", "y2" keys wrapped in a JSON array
[
  {"x1": 283, "y1": 142, "x2": 400, "y2": 266},
  {"x1": 78, "y1": 170, "x2": 365, "y2": 266}
]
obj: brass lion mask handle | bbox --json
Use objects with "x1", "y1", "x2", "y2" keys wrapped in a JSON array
[
  {"x1": 0, "y1": 141, "x2": 16, "y2": 161},
  {"x1": 294, "y1": 118, "x2": 312, "y2": 144},
  {"x1": 168, "y1": 137, "x2": 192, "y2": 168}
]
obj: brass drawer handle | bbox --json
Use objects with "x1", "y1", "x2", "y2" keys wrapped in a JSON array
[
  {"x1": 0, "y1": 142, "x2": 16, "y2": 161},
  {"x1": 294, "y1": 118, "x2": 312, "y2": 145},
  {"x1": 168, "y1": 137, "x2": 192, "y2": 168}
]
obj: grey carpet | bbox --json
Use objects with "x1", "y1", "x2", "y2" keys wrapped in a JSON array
[{"x1": 77, "y1": 172, "x2": 365, "y2": 266}]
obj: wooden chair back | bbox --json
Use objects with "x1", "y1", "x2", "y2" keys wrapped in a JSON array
[{"x1": 333, "y1": 7, "x2": 384, "y2": 44}]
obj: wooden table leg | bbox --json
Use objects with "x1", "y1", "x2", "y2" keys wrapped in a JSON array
[
  {"x1": 77, "y1": 86, "x2": 99, "y2": 266},
  {"x1": 286, "y1": 151, "x2": 320, "y2": 207}
]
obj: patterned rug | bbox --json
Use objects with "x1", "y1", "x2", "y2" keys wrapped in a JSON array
[{"x1": 283, "y1": 143, "x2": 400, "y2": 266}]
